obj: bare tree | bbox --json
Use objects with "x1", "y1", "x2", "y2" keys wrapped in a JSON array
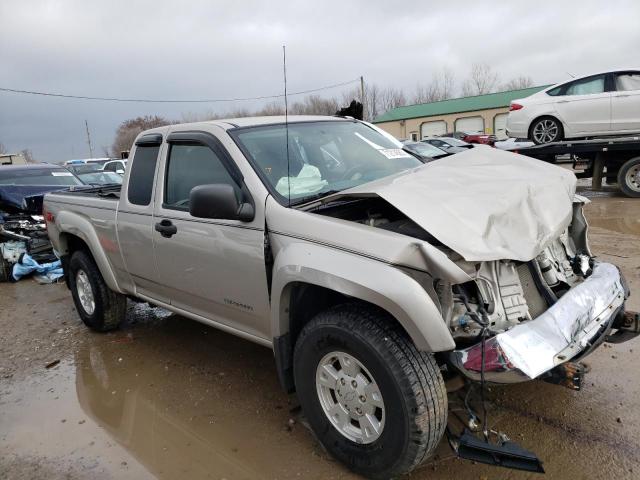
[
  {"x1": 181, "y1": 110, "x2": 219, "y2": 122},
  {"x1": 501, "y1": 76, "x2": 534, "y2": 91},
  {"x1": 111, "y1": 115, "x2": 171, "y2": 156},
  {"x1": 0, "y1": 142, "x2": 7, "y2": 155},
  {"x1": 343, "y1": 83, "x2": 379, "y2": 121},
  {"x1": 377, "y1": 87, "x2": 407, "y2": 114},
  {"x1": 20, "y1": 149, "x2": 36, "y2": 163},
  {"x1": 366, "y1": 83, "x2": 380, "y2": 121},
  {"x1": 290, "y1": 95, "x2": 340, "y2": 116},
  {"x1": 415, "y1": 68, "x2": 457, "y2": 103},
  {"x1": 255, "y1": 101, "x2": 285, "y2": 116},
  {"x1": 461, "y1": 63, "x2": 499, "y2": 96}
]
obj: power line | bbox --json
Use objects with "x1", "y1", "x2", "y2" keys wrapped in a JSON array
[{"x1": 0, "y1": 78, "x2": 360, "y2": 104}]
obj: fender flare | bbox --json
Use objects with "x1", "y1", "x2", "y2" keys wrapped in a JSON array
[
  {"x1": 270, "y1": 242, "x2": 455, "y2": 352},
  {"x1": 55, "y1": 210, "x2": 123, "y2": 293}
]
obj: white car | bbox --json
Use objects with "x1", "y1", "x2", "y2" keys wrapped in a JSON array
[
  {"x1": 102, "y1": 159, "x2": 128, "y2": 175},
  {"x1": 507, "y1": 69, "x2": 640, "y2": 144},
  {"x1": 494, "y1": 137, "x2": 534, "y2": 151}
]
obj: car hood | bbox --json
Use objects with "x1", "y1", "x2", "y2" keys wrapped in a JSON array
[
  {"x1": 0, "y1": 185, "x2": 75, "y2": 214},
  {"x1": 315, "y1": 146, "x2": 577, "y2": 261}
]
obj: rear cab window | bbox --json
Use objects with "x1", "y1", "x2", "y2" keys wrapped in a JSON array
[{"x1": 127, "y1": 134, "x2": 162, "y2": 206}]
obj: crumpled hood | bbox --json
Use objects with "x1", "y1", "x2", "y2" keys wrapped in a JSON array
[{"x1": 325, "y1": 146, "x2": 577, "y2": 261}]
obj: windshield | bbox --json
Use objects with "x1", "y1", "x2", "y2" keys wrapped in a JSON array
[
  {"x1": 439, "y1": 137, "x2": 471, "y2": 147},
  {"x1": 232, "y1": 121, "x2": 422, "y2": 204},
  {"x1": 0, "y1": 168, "x2": 83, "y2": 186},
  {"x1": 403, "y1": 142, "x2": 447, "y2": 158},
  {"x1": 68, "y1": 163, "x2": 102, "y2": 174},
  {"x1": 77, "y1": 171, "x2": 123, "y2": 185}
]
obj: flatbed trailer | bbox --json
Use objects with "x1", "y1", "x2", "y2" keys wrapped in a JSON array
[{"x1": 516, "y1": 136, "x2": 640, "y2": 197}]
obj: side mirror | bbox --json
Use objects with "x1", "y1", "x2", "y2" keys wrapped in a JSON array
[
  {"x1": 189, "y1": 184, "x2": 255, "y2": 222},
  {"x1": 116, "y1": 169, "x2": 125, "y2": 175}
]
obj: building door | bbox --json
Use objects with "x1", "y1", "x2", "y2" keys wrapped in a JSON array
[
  {"x1": 455, "y1": 116, "x2": 484, "y2": 134},
  {"x1": 420, "y1": 120, "x2": 447, "y2": 138},
  {"x1": 494, "y1": 113, "x2": 509, "y2": 139}
]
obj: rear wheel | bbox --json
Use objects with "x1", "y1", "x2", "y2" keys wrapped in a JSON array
[
  {"x1": 530, "y1": 116, "x2": 563, "y2": 144},
  {"x1": 68, "y1": 250, "x2": 126, "y2": 332},
  {"x1": 293, "y1": 304, "x2": 447, "y2": 479},
  {"x1": 618, "y1": 157, "x2": 640, "y2": 197},
  {"x1": 0, "y1": 258, "x2": 11, "y2": 283}
]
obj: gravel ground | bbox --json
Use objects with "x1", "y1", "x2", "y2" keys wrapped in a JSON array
[{"x1": 1, "y1": 185, "x2": 639, "y2": 480}]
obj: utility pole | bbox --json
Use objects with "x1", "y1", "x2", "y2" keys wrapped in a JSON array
[
  {"x1": 360, "y1": 76, "x2": 365, "y2": 104},
  {"x1": 85, "y1": 120, "x2": 94, "y2": 159}
]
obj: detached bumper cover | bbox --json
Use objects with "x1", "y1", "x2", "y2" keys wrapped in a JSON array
[{"x1": 452, "y1": 262, "x2": 627, "y2": 381}]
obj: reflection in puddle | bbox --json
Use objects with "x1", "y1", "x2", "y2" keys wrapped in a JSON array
[
  {"x1": 2, "y1": 308, "x2": 353, "y2": 480},
  {"x1": 76, "y1": 343, "x2": 277, "y2": 479}
]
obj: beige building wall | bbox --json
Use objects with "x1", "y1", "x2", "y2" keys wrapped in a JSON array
[{"x1": 375, "y1": 106, "x2": 510, "y2": 140}]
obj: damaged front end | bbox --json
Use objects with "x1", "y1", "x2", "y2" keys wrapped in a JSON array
[
  {"x1": 0, "y1": 189, "x2": 57, "y2": 282},
  {"x1": 443, "y1": 199, "x2": 636, "y2": 384}
]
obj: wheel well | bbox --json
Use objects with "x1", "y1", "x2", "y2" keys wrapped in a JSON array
[
  {"x1": 61, "y1": 233, "x2": 91, "y2": 256},
  {"x1": 274, "y1": 282, "x2": 414, "y2": 393},
  {"x1": 59, "y1": 233, "x2": 92, "y2": 286},
  {"x1": 528, "y1": 114, "x2": 564, "y2": 138}
]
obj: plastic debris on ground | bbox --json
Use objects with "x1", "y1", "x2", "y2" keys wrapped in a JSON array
[{"x1": 12, "y1": 253, "x2": 63, "y2": 283}]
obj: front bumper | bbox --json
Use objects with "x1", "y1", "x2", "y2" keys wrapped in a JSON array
[{"x1": 450, "y1": 262, "x2": 633, "y2": 383}]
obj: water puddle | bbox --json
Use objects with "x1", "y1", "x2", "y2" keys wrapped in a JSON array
[{"x1": 0, "y1": 311, "x2": 353, "y2": 480}]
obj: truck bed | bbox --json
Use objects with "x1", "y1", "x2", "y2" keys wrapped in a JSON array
[{"x1": 45, "y1": 185, "x2": 121, "y2": 209}]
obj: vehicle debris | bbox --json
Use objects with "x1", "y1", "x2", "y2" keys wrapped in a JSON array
[
  {"x1": 11, "y1": 253, "x2": 63, "y2": 283},
  {"x1": 0, "y1": 164, "x2": 85, "y2": 281},
  {"x1": 45, "y1": 359, "x2": 61, "y2": 369}
]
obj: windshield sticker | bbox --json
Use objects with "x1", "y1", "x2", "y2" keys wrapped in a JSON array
[
  {"x1": 51, "y1": 172, "x2": 74, "y2": 176},
  {"x1": 379, "y1": 148, "x2": 412, "y2": 159}
]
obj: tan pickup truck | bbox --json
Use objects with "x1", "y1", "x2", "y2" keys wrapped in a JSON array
[{"x1": 44, "y1": 116, "x2": 637, "y2": 478}]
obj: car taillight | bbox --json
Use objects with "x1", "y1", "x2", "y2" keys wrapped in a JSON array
[
  {"x1": 510, "y1": 103, "x2": 523, "y2": 111},
  {"x1": 43, "y1": 206, "x2": 54, "y2": 230},
  {"x1": 462, "y1": 337, "x2": 514, "y2": 373}
]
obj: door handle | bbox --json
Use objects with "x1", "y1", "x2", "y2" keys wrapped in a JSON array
[{"x1": 155, "y1": 219, "x2": 177, "y2": 238}]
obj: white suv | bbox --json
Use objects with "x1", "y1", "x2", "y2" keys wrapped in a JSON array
[
  {"x1": 102, "y1": 159, "x2": 128, "y2": 175},
  {"x1": 507, "y1": 69, "x2": 640, "y2": 144}
]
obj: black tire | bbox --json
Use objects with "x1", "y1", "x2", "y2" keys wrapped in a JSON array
[
  {"x1": 68, "y1": 250, "x2": 126, "y2": 332},
  {"x1": 617, "y1": 156, "x2": 640, "y2": 197},
  {"x1": 293, "y1": 303, "x2": 447, "y2": 479},
  {"x1": 530, "y1": 116, "x2": 563, "y2": 145},
  {"x1": 0, "y1": 258, "x2": 11, "y2": 283}
]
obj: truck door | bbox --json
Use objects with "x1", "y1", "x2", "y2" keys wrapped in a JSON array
[
  {"x1": 116, "y1": 134, "x2": 169, "y2": 303},
  {"x1": 151, "y1": 131, "x2": 271, "y2": 342}
]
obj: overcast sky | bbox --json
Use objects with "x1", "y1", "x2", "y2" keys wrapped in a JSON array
[{"x1": 1, "y1": 0, "x2": 638, "y2": 162}]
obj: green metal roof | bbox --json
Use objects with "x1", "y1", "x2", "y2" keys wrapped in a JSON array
[{"x1": 372, "y1": 85, "x2": 550, "y2": 123}]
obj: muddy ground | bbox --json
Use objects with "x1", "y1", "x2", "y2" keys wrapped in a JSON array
[{"x1": 1, "y1": 185, "x2": 639, "y2": 480}]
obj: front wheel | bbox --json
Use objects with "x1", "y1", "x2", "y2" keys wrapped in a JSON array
[
  {"x1": 530, "y1": 117, "x2": 563, "y2": 144},
  {"x1": 293, "y1": 304, "x2": 447, "y2": 479},
  {"x1": 68, "y1": 250, "x2": 126, "y2": 332},
  {"x1": 617, "y1": 156, "x2": 640, "y2": 197}
]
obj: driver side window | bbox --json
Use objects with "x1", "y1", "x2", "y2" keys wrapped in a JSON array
[{"x1": 164, "y1": 144, "x2": 239, "y2": 210}]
